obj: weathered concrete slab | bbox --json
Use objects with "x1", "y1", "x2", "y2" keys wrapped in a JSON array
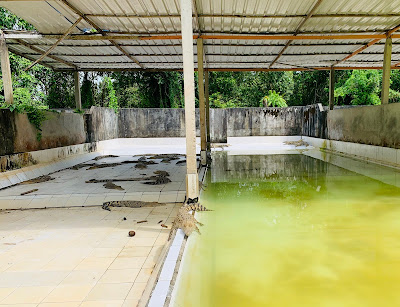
[
  {"x1": 0, "y1": 109, "x2": 86, "y2": 156},
  {"x1": 327, "y1": 103, "x2": 400, "y2": 148}
]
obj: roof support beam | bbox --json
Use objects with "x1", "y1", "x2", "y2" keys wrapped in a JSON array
[
  {"x1": 181, "y1": 0, "x2": 199, "y2": 199},
  {"x1": 84, "y1": 13, "x2": 400, "y2": 19},
  {"x1": 15, "y1": 39, "x2": 76, "y2": 68},
  {"x1": 334, "y1": 23, "x2": 400, "y2": 66},
  {"x1": 60, "y1": 0, "x2": 144, "y2": 69},
  {"x1": 0, "y1": 30, "x2": 13, "y2": 105},
  {"x1": 7, "y1": 33, "x2": 400, "y2": 41},
  {"x1": 269, "y1": 0, "x2": 324, "y2": 68},
  {"x1": 53, "y1": 66, "x2": 400, "y2": 72},
  {"x1": 381, "y1": 37, "x2": 392, "y2": 104},
  {"x1": 24, "y1": 17, "x2": 82, "y2": 71}
]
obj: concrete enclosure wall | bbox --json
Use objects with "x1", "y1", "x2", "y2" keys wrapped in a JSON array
[
  {"x1": 0, "y1": 109, "x2": 86, "y2": 156},
  {"x1": 1, "y1": 103, "x2": 399, "y2": 160},
  {"x1": 327, "y1": 103, "x2": 400, "y2": 148}
]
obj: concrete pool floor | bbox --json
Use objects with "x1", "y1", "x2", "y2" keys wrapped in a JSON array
[
  {"x1": 0, "y1": 154, "x2": 188, "y2": 210},
  {"x1": 0, "y1": 150, "x2": 190, "y2": 306}
]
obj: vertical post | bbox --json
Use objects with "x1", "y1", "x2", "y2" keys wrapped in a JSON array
[
  {"x1": 329, "y1": 66, "x2": 335, "y2": 110},
  {"x1": 74, "y1": 71, "x2": 82, "y2": 110},
  {"x1": 197, "y1": 38, "x2": 207, "y2": 166},
  {"x1": 181, "y1": 0, "x2": 199, "y2": 200},
  {"x1": 0, "y1": 30, "x2": 13, "y2": 105},
  {"x1": 381, "y1": 36, "x2": 392, "y2": 104},
  {"x1": 205, "y1": 70, "x2": 211, "y2": 151}
]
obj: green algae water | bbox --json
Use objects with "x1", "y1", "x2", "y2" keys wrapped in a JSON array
[{"x1": 172, "y1": 153, "x2": 400, "y2": 307}]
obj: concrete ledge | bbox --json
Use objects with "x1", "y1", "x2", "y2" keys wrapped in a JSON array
[{"x1": 304, "y1": 137, "x2": 400, "y2": 168}]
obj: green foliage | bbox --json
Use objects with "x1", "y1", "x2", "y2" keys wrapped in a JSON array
[
  {"x1": 0, "y1": 7, "x2": 35, "y2": 30},
  {"x1": 81, "y1": 72, "x2": 94, "y2": 108},
  {"x1": 208, "y1": 71, "x2": 294, "y2": 107},
  {"x1": 260, "y1": 90, "x2": 288, "y2": 107},
  {"x1": 335, "y1": 70, "x2": 381, "y2": 105},
  {"x1": 291, "y1": 71, "x2": 329, "y2": 106},
  {"x1": 209, "y1": 92, "x2": 236, "y2": 108},
  {"x1": 46, "y1": 72, "x2": 75, "y2": 108},
  {"x1": 0, "y1": 88, "x2": 48, "y2": 141},
  {"x1": 112, "y1": 71, "x2": 184, "y2": 108},
  {"x1": 103, "y1": 76, "x2": 119, "y2": 112}
]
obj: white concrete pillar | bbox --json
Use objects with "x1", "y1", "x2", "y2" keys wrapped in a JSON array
[
  {"x1": 381, "y1": 36, "x2": 392, "y2": 105},
  {"x1": 181, "y1": 0, "x2": 199, "y2": 199},
  {"x1": 197, "y1": 38, "x2": 207, "y2": 166},
  {"x1": 0, "y1": 30, "x2": 13, "y2": 105},
  {"x1": 74, "y1": 71, "x2": 82, "y2": 110}
]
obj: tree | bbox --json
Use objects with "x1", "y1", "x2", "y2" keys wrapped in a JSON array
[
  {"x1": 81, "y1": 72, "x2": 94, "y2": 108},
  {"x1": 261, "y1": 90, "x2": 288, "y2": 107},
  {"x1": 335, "y1": 70, "x2": 381, "y2": 105}
]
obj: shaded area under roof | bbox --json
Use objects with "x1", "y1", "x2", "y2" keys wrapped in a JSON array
[{"x1": 2, "y1": 0, "x2": 400, "y2": 71}]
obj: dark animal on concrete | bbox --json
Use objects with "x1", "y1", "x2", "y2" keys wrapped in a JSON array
[
  {"x1": 154, "y1": 170, "x2": 170, "y2": 177},
  {"x1": 103, "y1": 182, "x2": 124, "y2": 191},
  {"x1": 21, "y1": 175, "x2": 54, "y2": 184},
  {"x1": 149, "y1": 154, "x2": 182, "y2": 160},
  {"x1": 93, "y1": 155, "x2": 119, "y2": 161},
  {"x1": 135, "y1": 163, "x2": 147, "y2": 169},
  {"x1": 69, "y1": 163, "x2": 95, "y2": 170},
  {"x1": 102, "y1": 200, "x2": 164, "y2": 211},
  {"x1": 142, "y1": 176, "x2": 171, "y2": 185},
  {"x1": 20, "y1": 189, "x2": 38, "y2": 195}
]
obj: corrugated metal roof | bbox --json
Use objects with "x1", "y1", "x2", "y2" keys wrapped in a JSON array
[{"x1": 2, "y1": 0, "x2": 400, "y2": 71}]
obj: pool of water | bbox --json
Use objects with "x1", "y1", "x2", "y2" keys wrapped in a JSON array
[{"x1": 172, "y1": 153, "x2": 400, "y2": 307}]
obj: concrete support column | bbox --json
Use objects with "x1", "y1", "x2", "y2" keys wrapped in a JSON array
[
  {"x1": 197, "y1": 38, "x2": 207, "y2": 166},
  {"x1": 0, "y1": 31, "x2": 13, "y2": 105},
  {"x1": 329, "y1": 67, "x2": 335, "y2": 110},
  {"x1": 74, "y1": 71, "x2": 82, "y2": 110},
  {"x1": 205, "y1": 71, "x2": 211, "y2": 151},
  {"x1": 181, "y1": 0, "x2": 199, "y2": 200},
  {"x1": 381, "y1": 36, "x2": 392, "y2": 105}
]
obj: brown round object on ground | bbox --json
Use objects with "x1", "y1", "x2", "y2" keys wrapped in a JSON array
[{"x1": 128, "y1": 231, "x2": 136, "y2": 237}]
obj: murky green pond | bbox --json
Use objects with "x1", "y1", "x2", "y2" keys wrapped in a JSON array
[{"x1": 173, "y1": 153, "x2": 400, "y2": 307}]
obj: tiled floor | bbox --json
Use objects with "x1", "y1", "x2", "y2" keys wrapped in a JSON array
[
  {"x1": 0, "y1": 151, "x2": 192, "y2": 306},
  {"x1": 0, "y1": 155, "x2": 188, "y2": 210},
  {"x1": 0, "y1": 204, "x2": 180, "y2": 306}
]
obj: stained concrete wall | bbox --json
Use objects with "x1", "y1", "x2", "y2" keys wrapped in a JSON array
[
  {"x1": 85, "y1": 106, "x2": 119, "y2": 142},
  {"x1": 302, "y1": 104, "x2": 328, "y2": 139},
  {"x1": 1, "y1": 103, "x2": 399, "y2": 160},
  {"x1": 116, "y1": 107, "x2": 304, "y2": 142},
  {"x1": 327, "y1": 103, "x2": 400, "y2": 148},
  {"x1": 226, "y1": 107, "x2": 303, "y2": 137},
  {"x1": 0, "y1": 109, "x2": 86, "y2": 156},
  {"x1": 118, "y1": 108, "x2": 188, "y2": 138}
]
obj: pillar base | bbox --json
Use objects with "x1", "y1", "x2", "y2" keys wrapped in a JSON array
[
  {"x1": 186, "y1": 173, "x2": 199, "y2": 200},
  {"x1": 200, "y1": 150, "x2": 207, "y2": 166}
]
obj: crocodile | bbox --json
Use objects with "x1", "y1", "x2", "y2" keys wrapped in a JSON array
[{"x1": 168, "y1": 202, "x2": 212, "y2": 240}]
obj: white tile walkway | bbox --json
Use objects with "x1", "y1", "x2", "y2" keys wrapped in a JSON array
[{"x1": 0, "y1": 204, "x2": 181, "y2": 306}]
